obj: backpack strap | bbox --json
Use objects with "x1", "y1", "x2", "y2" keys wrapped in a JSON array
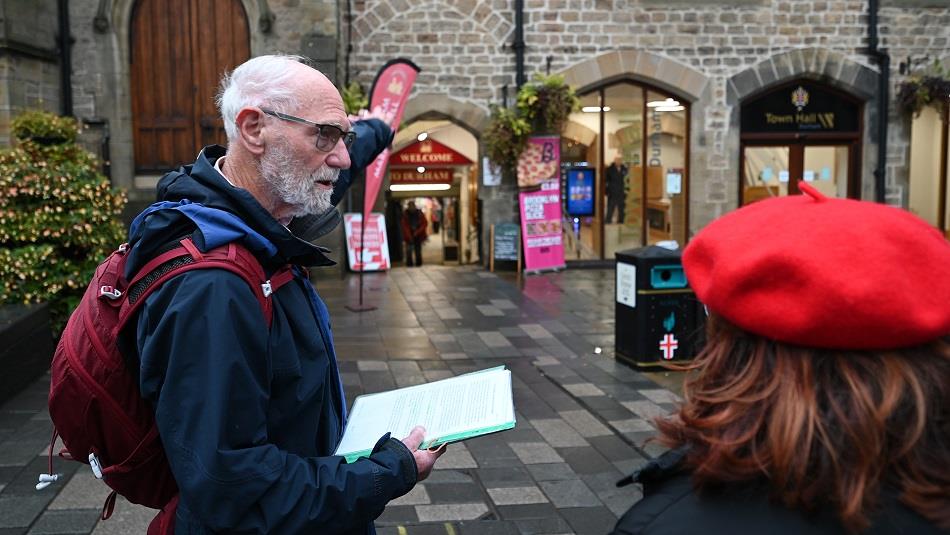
[{"x1": 115, "y1": 237, "x2": 294, "y2": 335}]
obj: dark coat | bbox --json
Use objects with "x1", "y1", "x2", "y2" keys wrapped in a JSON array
[
  {"x1": 605, "y1": 162, "x2": 628, "y2": 197},
  {"x1": 400, "y1": 209, "x2": 427, "y2": 244},
  {"x1": 124, "y1": 144, "x2": 416, "y2": 534},
  {"x1": 611, "y1": 448, "x2": 944, "y2": 535}
]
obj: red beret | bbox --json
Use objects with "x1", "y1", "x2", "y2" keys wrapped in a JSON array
[{"x1": 683, "y1": 182, "x2": 950, "y2": 350}]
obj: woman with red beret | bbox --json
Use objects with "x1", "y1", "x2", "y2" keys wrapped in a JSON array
[{"x1": 611, "y1": 182, "x2": 950, "y2": 534}]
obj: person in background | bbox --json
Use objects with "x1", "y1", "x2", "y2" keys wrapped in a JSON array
[
  {"x1": 611, "y1": 181, "x2": 950, "y2": 535},
  {"x1": 605, "y1": 156, "x2": 628, "y2": 224},
  {"x1": 401, "y1": 200, "x2": 428, "y2": 267},
  {"x1": 125, "y1": 54, "x2": 443, "y2": 534}
]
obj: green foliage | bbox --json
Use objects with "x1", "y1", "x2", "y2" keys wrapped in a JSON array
[
  {"x1": 0, "y1": 110, "x2": 127, "y2": 334},
  {"x1": 484, "y1": 74, "x2": 579, "y2": 178},
  {"x1": 483, "y1": 106, "x2": 531, "y2": 177},
  {"x1": 11, "y1": 110, "x2": 79, "y2": 144},
  {"x1": 897, "y1": 60, "x2": 950, "y2": 117},
  {"x1": 341, "y1": 81, "x2": 369, "y2": 116},
  {"x1": 516, "y1": 73, "x2": 580, "y2": 134}
]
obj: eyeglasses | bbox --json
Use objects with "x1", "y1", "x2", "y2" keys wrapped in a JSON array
[{"x1": 260, "y1": 108, "x2": 356, "y2": 152}]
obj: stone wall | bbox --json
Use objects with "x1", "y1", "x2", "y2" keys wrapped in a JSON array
[
  {"x1": 0, "y1": 0, "x2": 60, "y2": 144},
  {"x1": 65, "y1": 0, "x2": 339, "y2": 200},
  {"x1": 347, "y1": 0, "x2": 950, "y2": 239}
]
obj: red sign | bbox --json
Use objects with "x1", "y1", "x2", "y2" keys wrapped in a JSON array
[
  {"x1": 363, "y1": 59, "x2": 420, "y2": 219},
  {"x1": 390, "y1": 168, "x2": 454, "y2": 184},
  {"x1": 391, "y1": 139, "x2": 472, "y2": 167}
]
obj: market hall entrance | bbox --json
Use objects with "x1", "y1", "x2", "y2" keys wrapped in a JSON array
[
  {"x1": 740, "y1": 80, "x2": 863, "y2": 204},
  {"x1": 384, "y1": 120, "x2": 479, "y2": 266}
]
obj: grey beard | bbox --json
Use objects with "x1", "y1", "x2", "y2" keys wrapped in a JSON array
[{"x1": 260, "y1": 141, "x2": 339, "y2": 218}]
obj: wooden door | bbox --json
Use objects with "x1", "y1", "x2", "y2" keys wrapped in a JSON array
[{"x1": 130, "y1": 0, "x2": 250, "y2": 173}]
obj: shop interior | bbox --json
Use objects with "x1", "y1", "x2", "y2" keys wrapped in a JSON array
[
  {"x1": 385, "y1": 120, "x2": 480, "y2": 266},
  {"x1": 560, "y1": 82, "x2": 688, "y2": 260}
]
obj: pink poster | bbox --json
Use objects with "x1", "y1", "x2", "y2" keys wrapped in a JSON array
[
  {"x1": 343, "y1": 213, "x2": 391, "y2": 272},
  {"x1": 517, "y1": 136, "x2": 561, "y2": 188},
  {"x1": 519, "y1": 179, "x2": 566, "y2": 272}
]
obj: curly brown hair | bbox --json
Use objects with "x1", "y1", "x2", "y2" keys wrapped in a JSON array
[{"x1": 656, "y1": 314, "x2": 950, "y2": 532}]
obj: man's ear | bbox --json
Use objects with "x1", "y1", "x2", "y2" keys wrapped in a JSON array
[{"x1": 235, "y1": 107, "x2": 266, "y2": 156}]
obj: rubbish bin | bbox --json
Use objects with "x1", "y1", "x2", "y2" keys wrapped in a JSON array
[{"x1": 615, "y1": 245, "x2": 703, "y2": 370}]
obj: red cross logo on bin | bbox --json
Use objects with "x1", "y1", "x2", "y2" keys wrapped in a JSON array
[{"x1": 659, "y1": 333, "x2": 679, "y2": 360}]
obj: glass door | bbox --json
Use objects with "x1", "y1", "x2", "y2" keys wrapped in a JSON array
[
  {"x1": 742, "y1": 146, "x2": 790, "y2": 204},
  {"x1": 742, "y1": 143, "x2": 852, "y2": 205},
  {"x1": 803, "y1": 145, "x2": 849, "y2": 198}
]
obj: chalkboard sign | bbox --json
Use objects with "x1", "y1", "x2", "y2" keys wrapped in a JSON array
[{"x1": 493, "y1": 223, "x2": 520, "y2": 261}]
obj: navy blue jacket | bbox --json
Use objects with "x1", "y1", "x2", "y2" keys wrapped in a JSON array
[
  {"x1": 611, "y1": 448, "x2": 943, "y2": 535},
  {"x1": 125, "y1": 121, "x2": 413, "y2": 534}
]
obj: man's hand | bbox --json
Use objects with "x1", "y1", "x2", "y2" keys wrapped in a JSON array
[
  {"x1": 348, "y1": 105, "x2": 396, "y2": 127},
  {"x1": 401, "y1": 426, "x2": 445, "y2": 482}
]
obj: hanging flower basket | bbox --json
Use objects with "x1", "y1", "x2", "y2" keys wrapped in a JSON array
[
  {"x1": 484, "y1": 74, "x2": 579, "y2": 179},
  {"x1": 516, "y1": 73, "x2": 580, "y2": 134},
  {"x1": 897, "y1": 61, "x2": 950, "y2": 117}
]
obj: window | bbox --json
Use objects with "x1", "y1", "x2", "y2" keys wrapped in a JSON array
[{"x1": 560, "y1": 82, "x2": 689, "y2": 260}]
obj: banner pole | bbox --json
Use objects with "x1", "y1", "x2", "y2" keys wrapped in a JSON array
[
  {"x1": 347, "y1": 180, "x2": 377, "y2": 313},
  {"x1": 358, "y1": 210, "x2": 366, "y2": 307}
]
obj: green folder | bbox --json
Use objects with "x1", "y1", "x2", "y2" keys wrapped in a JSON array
[{"x1": 334, "y1": 365, "x2": 516, "y2": 463}]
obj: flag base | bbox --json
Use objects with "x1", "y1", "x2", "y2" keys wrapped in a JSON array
[{"x1": 345, "y1": 304, "x2": 377, "y2": 313}]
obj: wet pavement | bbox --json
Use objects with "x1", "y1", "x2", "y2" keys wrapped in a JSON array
[{"x1": 0, "y1": 267, "x2": 686, "y2": 535}]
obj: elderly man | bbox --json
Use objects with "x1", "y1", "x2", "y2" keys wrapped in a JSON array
[{"x1": 122, "y1": 55, "x2": 441, "y2": 534}]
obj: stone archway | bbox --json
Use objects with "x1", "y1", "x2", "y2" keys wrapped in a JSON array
[
  {"x1": 726, "y1": 48, "x2": 881, "y2": 201},
  {"x1": 558, "y1": 50, "x2": 709, "y2": 102},
  {"x1": 402, "y1": 92, "x2": 490, "y2": 138},
  {"x1": 727, "y1": 48, "x2": 878, "y2": 103}
]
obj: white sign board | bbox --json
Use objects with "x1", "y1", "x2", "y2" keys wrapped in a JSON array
[
  {"x1": 343, "y1": 213, "x2": 391, "y2": 272},
  {"x1": 616, "y1": 263, "x2": 636, "y2": 308}
]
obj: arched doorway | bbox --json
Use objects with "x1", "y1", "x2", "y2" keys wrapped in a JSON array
[
  {"x1": 562, "y1": 81, "x2": 691, "y2": 260},
  {"x1": 739, "y1": 80, "x2": 863, "y2": 205},
  {"x1": 129, "y1": 0, "x2": 250, "y2": 173},
  {"x1": 387, "y1": 119, "x2": 480, "y2": 266}
]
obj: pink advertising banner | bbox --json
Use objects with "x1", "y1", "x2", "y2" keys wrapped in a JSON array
[
  {"x1": 519, "y1": 178, "x2": 566, "y2": 272},
  {"x1": 363, "y1": 59, "x2": 421, "y2": 219}
]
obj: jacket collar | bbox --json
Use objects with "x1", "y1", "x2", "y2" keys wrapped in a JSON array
[{"x1": 617, "y1": 445, "x2": 689, "y2": 488}]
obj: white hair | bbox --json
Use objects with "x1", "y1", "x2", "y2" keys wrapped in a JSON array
[{"x1": 216, "y1": 54, "x2": 308, "y2": 142}]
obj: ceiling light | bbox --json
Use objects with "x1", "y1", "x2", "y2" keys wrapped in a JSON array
[
  {"x1": 581, "y1": 106, "x2": 611, "y2": 112},
  {"x1": 417, "y1": 166, "x2": 426, "y2": 173},
  {"x1": 655, "y1": 105, "x2": 685, "y2": 112},
  {"x1": 417, "y1": 132, "x2": 428, "y2": 141},
  {"x1": 647, "y1": 98, "x2": 680, "y2": 108},
  {"x1": 390, "y1": 183, "x2": 452, "y2": 191}
]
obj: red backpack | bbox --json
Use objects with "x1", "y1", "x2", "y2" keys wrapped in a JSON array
[{"x1": 45, "y1": 236, "x2": 294, "y2": 531}]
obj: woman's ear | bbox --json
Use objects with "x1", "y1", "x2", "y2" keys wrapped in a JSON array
[{"x1": 235, "y1": 107, "x2": 266, "y2": 155}]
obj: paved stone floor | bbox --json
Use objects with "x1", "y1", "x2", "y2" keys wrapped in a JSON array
[{"x1": 0, "y1": 267, "x2": 686, "y2": 535}]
